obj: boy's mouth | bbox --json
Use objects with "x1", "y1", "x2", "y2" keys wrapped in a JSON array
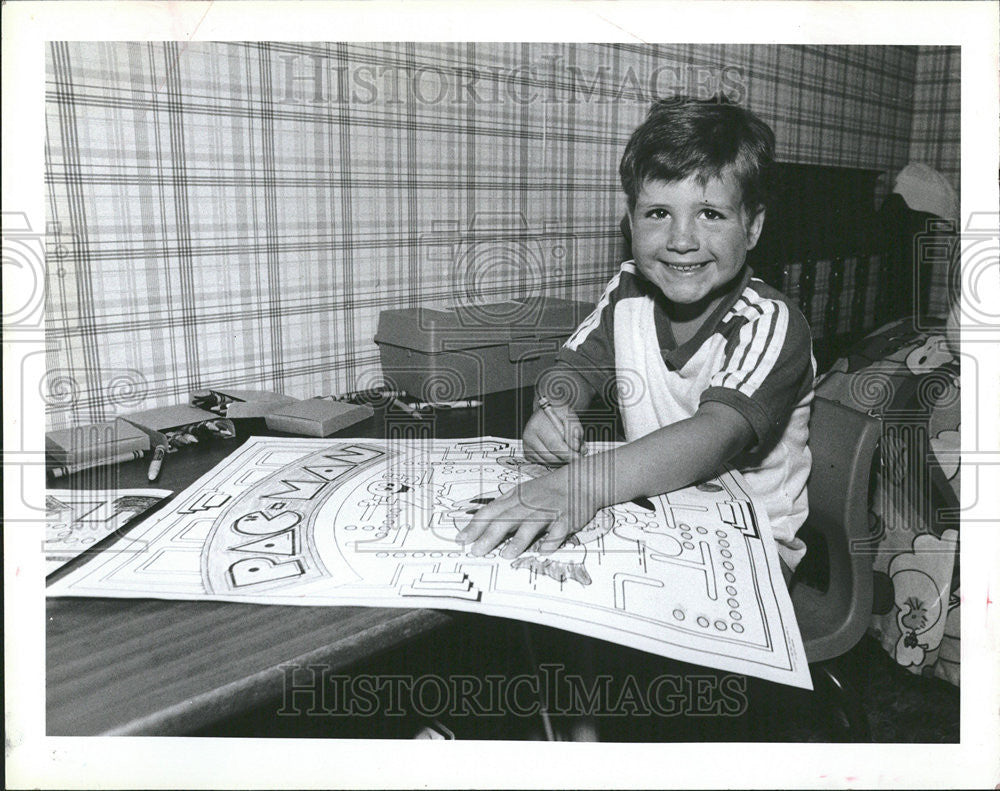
[{"x1": 664, "y1": 260, "x2": 711, "y2": 273}]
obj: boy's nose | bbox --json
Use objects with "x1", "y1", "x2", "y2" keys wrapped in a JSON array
[{"x1": 666, "y1": 219, "x2": 699, "y2": 253}]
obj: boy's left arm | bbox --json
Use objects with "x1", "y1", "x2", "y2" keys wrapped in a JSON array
[{"x1": 460, "y1": 402, "x2": 754, "y2": 558}]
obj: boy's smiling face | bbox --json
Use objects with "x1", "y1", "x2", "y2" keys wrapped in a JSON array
[{"x1": 629, "y1": 172, "x2": 764, "y2": 309}]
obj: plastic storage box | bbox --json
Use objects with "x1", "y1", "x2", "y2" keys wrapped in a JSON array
[{"x1": 374, "y1": 297, "x2": 592, "y2": 400}]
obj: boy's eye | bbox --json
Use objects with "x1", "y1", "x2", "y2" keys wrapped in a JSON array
[
  {"x1": 644, "y1": 208, "x2": 669, "y2": 219},
  {"x1": 701, "y1": 209, "x2": 726, "y2": 220}
]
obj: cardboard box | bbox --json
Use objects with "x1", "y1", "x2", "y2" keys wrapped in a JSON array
[
  {"x1": 122, "y1": 404, "x2": 222, "y2": 433},
  {"x1": 265, "y1": 398, "x2": 374, "y2": 437},
  {"x1": 374, "y1": 297, "x2": 591, "y2": 400},
  {"x1": 46, "y1": 419, "x2": 150, "y2": 464},
  {"x1": 190, "y1": 388, "x2": 299, "y2": 418}
]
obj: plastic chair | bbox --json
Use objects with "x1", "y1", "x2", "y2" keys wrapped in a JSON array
[{"x1": 790, "y1": 395, "x2": 881, "y2": 740}]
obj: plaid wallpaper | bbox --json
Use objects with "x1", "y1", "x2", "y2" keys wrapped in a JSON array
[
  {"x1": 908, "y1": 45, "x2": 961, "y2": 196},
  {"x1": 906, "y1": 46, "x2": 961, "y2": 317},
  {"x1": 44, "y1": 43, "x2": 956, "y2": 428}
]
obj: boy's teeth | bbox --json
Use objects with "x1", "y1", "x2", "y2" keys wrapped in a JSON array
[{"x1": 668, "y1": 262, "x2": 707, "y2": 272}]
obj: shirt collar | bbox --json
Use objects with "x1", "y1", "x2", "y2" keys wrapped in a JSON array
[{"x1": 657, "y1": 265, "x2": 753, "y2": 370}]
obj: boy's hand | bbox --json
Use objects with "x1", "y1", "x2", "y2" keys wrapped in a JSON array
[
  {"x1": 456, "y1": 463, "x2": 603, "y2": 559},
  {"x1": 522, "y1": 403, "x2": 586, "y2": 466}
]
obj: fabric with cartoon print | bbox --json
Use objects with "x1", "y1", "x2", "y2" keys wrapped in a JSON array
[{"x1": 814, "y1": 317, "x2": 960, "y2": 686}]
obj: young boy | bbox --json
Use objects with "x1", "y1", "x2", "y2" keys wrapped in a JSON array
[{"x1": 458, "y1": 96, "x2": 814, "y2": 573}]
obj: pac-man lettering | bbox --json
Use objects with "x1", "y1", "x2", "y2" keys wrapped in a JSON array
[
  {"x1": 262, "y1": 445, "x2": 385, "y2": 499},
  {"x1": 229, "y1": 557, "x2": 305, "y2": 587},
  {"x1": 232, "y1": 509, "x2": 302, "y2": 536},
  {"x1": 231, "y1": 530, "x2": 297, "y2": 556}
]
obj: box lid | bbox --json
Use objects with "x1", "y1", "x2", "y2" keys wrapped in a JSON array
[
  {"x1": 46, "y1": 419, "x2": 150, "y2": 464},
  {"x1": 374, "y1": 297, "x2": 591, "y2": 353}
]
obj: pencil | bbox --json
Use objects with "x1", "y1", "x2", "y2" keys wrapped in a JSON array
[{"x1": 536, "y1": 397, "x2": 587, "y2": 455}]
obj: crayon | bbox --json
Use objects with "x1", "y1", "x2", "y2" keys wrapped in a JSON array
[
  {"x1": 49, "y1": 449, "x2": 146, "y2": 479},
  {"x1": 204, "y1": 420, "x2": 235, "y2": 438},
  {"x1": 411, "y1": 399, "x2": 483, "y2": 409},
  {"x1": 392, "y1": 396, "x2": 420, "y2": 414},
  {"x1": 147, "y1": 445, "x2": 167, "y2": 482}
]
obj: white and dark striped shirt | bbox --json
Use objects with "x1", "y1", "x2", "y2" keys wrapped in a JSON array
[{"x1": 558, "y1": 261, "x2": 815, "y2": 568}]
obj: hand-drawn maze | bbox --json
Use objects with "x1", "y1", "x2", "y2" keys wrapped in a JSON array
[{"x1": 46, "y1": 437, "x2": 810, "y2": 688}]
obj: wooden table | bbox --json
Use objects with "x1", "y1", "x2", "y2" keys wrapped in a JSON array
[{"x1": 46, "y1": 390, "x2": 535, "y2": 735}]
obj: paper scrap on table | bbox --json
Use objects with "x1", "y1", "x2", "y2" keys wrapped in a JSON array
[
  {"x1": 46, "y1": 437, "x2": 810, "y2": 688},
  {"x1": 44, "y1": 488, "x2": 172, "y2": 574}
]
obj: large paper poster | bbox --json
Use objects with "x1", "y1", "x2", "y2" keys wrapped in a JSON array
[
  {"x1": 47, "y1": 437, "x2": 810, "y2": 688},
  {"x1": 44, "y1": 488, "x2": 172, "y2": 574}
]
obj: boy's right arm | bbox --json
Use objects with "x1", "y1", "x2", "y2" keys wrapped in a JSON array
[{"x1": 525, "y1": 265, "x2": 624, "y2": 464}]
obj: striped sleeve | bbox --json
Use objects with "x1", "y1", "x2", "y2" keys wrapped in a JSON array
[
  {"x1": 700, "y1": 292, "x2": 814, "y2": 446},
  {"x1": 553, "y1": 264, "x2": 631, "y2": 399}
]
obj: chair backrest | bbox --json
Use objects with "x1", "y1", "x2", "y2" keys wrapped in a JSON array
[{"x1": 792, "y1": 396, "x2": 881, "y2": 663}]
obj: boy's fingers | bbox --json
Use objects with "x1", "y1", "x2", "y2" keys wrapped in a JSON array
[
  {"x1": 456, "y1": 496, "x2": 508, "y2": 546},
  {"x1": 499, "y1": 522, "x2": 547, "y2": 559},
  {"x1": 524, "y1": 446, "x2": 572, "y2": 466},
  {"x1": 538, "y1": 518, "x2": 571, "y2": 554},
  {"x1": 526, "y1": 417, "x2": 580, "y2": 464},
  {"x1": 469, "y1": 505, "x2": 554, "y2": 558},
  {"x1": 528, "y1": 420, "x2": 571, "y2": 455},
  {"x1": 460, "y1": 497, "x2": 530, "y2": 556},
  {"x1": 470, "y1": 515, "x2": 523, "y2": 556},
  {"x1": 546, "y1": 414, "x2": 586, "y2": 456}
]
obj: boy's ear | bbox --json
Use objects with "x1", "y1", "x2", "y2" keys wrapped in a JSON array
[
  {"x1": 620, "y1": 211, "x2": 633, "y2": 247},
  {"x1": 745, "y1": 207, "x2": 765, "y2": 250}
]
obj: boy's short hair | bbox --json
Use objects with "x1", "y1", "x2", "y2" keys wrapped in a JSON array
[{"x1": 619, "y1": 95, "x2": 775, "y2": 214}]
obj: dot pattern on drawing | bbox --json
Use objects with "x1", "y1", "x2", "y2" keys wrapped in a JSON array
[{"x1": 329, "y1": 474, "x2": 755, "y2": 639}]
